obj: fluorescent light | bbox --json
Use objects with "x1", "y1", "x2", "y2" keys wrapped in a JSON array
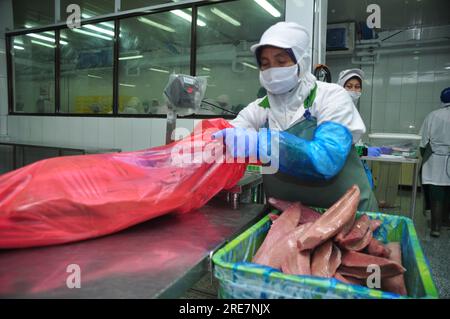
[
  {"x1": 26, "y1": 33, "x2": 56, "y2": 43},
  {"x1": 445, "y1": 66, "x2": 450, "y2": 70},
  {"x1": 31, "y1": 40, "x2": 55, "y2": 48},
  {"x1": 171, "y1": 9, "x2": 206, "y2": 27},
  {"x1": 210, "y1": 8, "x2": 241, "y2": 26},
  {"x1": 119, "y1": 83, "x2": 136, "y2": 88},
  {"x1": 13, "y1": 39, "x2": 23, "y2": 45},
  {"x1": 119, "y1": 55, "x2": 144, "y2": 61},
  {"x1": 254, "y1": 0, "x2": 281, "y2": 17},
  {"x1": 88, "y1": 74, "x2": 103, "y2": 79},
  {"x1": 242, "y1": 62, "x2": 258, "y2": 70},
  {"x1": 43, "y1": 31, "x2": 68, "y2": 40},
  {"x1": 202, "y1": 67, "x2": 211, "y2": 72},
  {"x1": 25, "y1": 32, "x2": 68, "y2": 45},
  {"x1": 84, "y1": 24, "x2": 115, "y2": 37},
  {"x1": 82, "y1": 13, "x2": 115, "y2": 29},
  {"x1": 138, "y1": 17, "x2": 175, "y2": 33},
  {"x1": 14, "y1": 45, "x2": 25, "y2": 50},
  {"x1": 24, "y1": 24, "x2": 33, "y2": 28},
  {"x1": 188, "y1": 8, "x2": 207, "y2": 18},
  {"x1": 149, "y1": 67, "x2": 169, "y2": 74},
  {"x1": 71, "y1": 28, "x2": 113, "y2": 41}
]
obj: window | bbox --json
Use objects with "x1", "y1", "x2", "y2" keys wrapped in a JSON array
[
  {"x1": 60, "y1": 23, "x2": 115, "y2": 114},
  {"x1": 196, "y1": 0, "x2": 285, "y2": 115},
  {"x1": 12, "y1": 0, "x2": 54, "y2": 30},
  {"x1": 11, "y1": 32, "x2": 55, "y2": 113},
  {"x1": 120, "y1": 0, "x2": 173, "y2": 11},
  {"x1": 118, "y1": 11, "x2": 191, "y2": 114}
]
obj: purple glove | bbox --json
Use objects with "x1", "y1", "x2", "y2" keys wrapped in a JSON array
[
  {"x1": 368, "y1": 147, "x2": 381, "y2": 157},
  {"x1": 380, "y1": 147, "x2": 393, "y2": 155}
]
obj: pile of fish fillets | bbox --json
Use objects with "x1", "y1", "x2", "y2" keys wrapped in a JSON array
[{"x1": 252, "y1": 185, "x2": 407, "y2": 296}]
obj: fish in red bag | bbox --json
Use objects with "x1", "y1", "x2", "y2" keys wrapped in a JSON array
[{"x1": 0, "y1": 119, "x2": 247, "y2": 249}]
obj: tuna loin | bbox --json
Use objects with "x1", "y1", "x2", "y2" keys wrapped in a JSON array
[
  {"x1": 297, "y1": 185, "x2": 360, "y2": 251},
  {"x1": 366, "y1": 238, "x2": 391, "y2": 258},
  {"x1": 253, "y1": 203, "x2": 302, "y2": 263},
  {"x1": 311, "y1": 241, "x2": 342, "y2": 278},
  {"x1": 338, "y1": 250, "x2": 406, "y2": 279},
  {"x1": 382, "y1": 242, "x2": 407, "y2": 295}
]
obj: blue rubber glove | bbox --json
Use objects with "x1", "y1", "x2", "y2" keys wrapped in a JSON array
[
  {"x1": 277, "y1": 121, "x2": 353, "y2": 180},
  {"x1": 368, "y1": 147, "x2": 381, "y2": 157},
  {"x1": 212, "y1": 127, "x2": 260, "y2": 159}
]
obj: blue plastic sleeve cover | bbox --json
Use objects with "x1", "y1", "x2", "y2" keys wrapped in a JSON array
[{"x1": 275, "y1": 121, "x2": 352, "y2": 180}]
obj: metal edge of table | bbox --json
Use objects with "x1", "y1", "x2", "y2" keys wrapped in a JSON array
[{"x1": 156, "y1": 203, "x2": 268, "y2": 299}]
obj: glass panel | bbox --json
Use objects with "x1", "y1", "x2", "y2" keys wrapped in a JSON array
[
  {"x1": 11, "y1": 32, "x2": 55, "y2": 113},
  {"x1": 120, "y1": 1, "x2": 180, "y2": 11},
  {"x1": 196, "y1": 0, "x2": 285, "y2": 115},
  {"x1": 12, "y1": 0, "x2": 54, "y2": 30},
  {"x1": 118, "y1": 11, "x2": 191, "y2": 115},
  {"x1": 60, "y1": 24, "x2": 114, "y2": 114},
  {"x1": 60, "y1": 0, "x2": 115, "y2": 22}
]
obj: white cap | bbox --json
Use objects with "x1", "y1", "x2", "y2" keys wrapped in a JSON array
[
  {"x1": 250, "y1": 22, "x2": 310, "y2": 63},
  {"x1": 337, "y1": 69, "x2": 365, "y2": 87}
]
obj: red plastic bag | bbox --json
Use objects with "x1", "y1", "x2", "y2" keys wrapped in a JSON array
[{"x1": 0, "y1": 119, "x2": 246, "y2": 249}]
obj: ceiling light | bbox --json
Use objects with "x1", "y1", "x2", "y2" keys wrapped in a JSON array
[
  {"x1": 138, "y1": 17, "x2": 175, "y2": 33},
  {"x1": 171, "y1": 9, "x2": 206, "y2": 27},
  {"x1": 119, "y1": 83, "x2": 136, "y2": 88},
  {"x1": 119, "y1": 55, "x2": 144, "y2": 61},
  {"x1": 202, "y1": 67, "x2": 211, "y2": 72},
  {"x1": 71, "y1": 28, "x2": 113, "y2": 41},
  {"x1": 211, "y1": 8, "x2": 241, "y2": 27},
  {"x1": 13, "y1": 45, "x2": 25, "y2": 50},
  {"x1": 149, "y1": 67, "x2": 169, "y2": 74},
  {"x1": 88, "y1": 74, "x2": 103, "y2": 79},
  {"x1": 84, "y1": 24, "x2": 115, "y2": 37},
  {"x1": 254, "y1": 0, "x2": 281, "y2": 18},
  {"x1": 31, "y1": 40, "x2": 55, "y2": 49},
  {"x1": 242, "y1": 62, "x2": 258, "y2": 70}
]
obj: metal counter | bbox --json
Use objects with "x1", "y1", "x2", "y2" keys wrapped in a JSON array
[{"x1": 0, "y1": 201, "x2": 266, "y2": 299}]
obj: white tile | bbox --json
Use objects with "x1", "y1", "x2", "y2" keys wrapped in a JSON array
[
  {"x1": 400, "y1": 74, "x2": 418, "y2": 103},
  {"x1": 416, "y1": 72, "x2": 435, "y2": 103},
  {"x1": 386, "y1": 74, "x2": 402, "y2": 103},
  {"x1": 384, "y1": 102, "x2": 401, "y2": 133},
  {"x1": 418, "y1": 54, "x2": 436, "y2": 73},
  {"x1": 371, "y1": 76, "x2": 386, "y2": 103},
  {"x1": 399, "y1": 102, "x2": 417, "y2": 132},
  {"x1": 82, "y1": 118, "x2": 99, "y2": 148},
  {"x1": 131, "y1": 119, "x2": 152, "y2": 151},
  {"x1": 18, "y1": 116, "x2": 31, "y2": 141},
  {"x1": 150, "y1": 118, "x2": 166, "y2": 148},
  {"x1": 42, "y1": 117, "x2": 57, "y2": 144},
  {"x1": 402, "y1": 55, "x2": 419, "y2": 73},
  {"x1": 387, "y1": 56, "x2": 403, "y2": 74},
  {"x1": 98, "y1": 118, "x2": 114, "y2": 149},
  {"x1": 114, "y1": 118, "x2": 133, "y2": 152},
  {"x1": 7, "y1": 116, "x2": 19, "y2": 139},
  {"x1": 29, "y1": 117, "x2": 43, "y2": 143},
  {"x1": 370, "y1": 103, "x2": 386, "y2": 133},
  {"x1": 68, "y1": 117, "x2": 84, "y2": 147},
  {"x1": 174, "y1": 119, "x2": 194, "y2": 141}
]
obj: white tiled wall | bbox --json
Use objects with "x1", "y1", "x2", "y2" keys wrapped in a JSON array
[
  {"x1": 5, "y1": 116, "x2": 198, "y2": 152},
  {"x1": 327, "y1": 50, "x2": 450, "y2": 138}
]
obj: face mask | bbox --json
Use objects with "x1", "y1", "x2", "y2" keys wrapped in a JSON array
[
  {"x1": 348, "y1": 91, "x2": 361, "y2": 104},
  {"x1": 259, "y1": 65, "x2": 300, "y2": 95}
]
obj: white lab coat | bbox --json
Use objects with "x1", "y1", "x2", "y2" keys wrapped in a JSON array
[
  {"x1": 231, "y1": 81, "x2": 366, "y2": 143},
  {"x1": 419, "y1": 106, "x2": 450, "y2": 186}
]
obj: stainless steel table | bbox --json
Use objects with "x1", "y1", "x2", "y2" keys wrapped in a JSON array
[
  {"x1": 0, "y1": 201, "x2": 266, "y2": 298},
  {"x1": 361, "y1": 155, "x2": 421, "y2": 219}
]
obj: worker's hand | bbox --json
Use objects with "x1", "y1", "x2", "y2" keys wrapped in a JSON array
[
  {"x1": 212, "y1": 127, "x2": 259, "y2": 159},
  {"x1": 368, "y1": 147, "x2": 381, "y2": 157}
]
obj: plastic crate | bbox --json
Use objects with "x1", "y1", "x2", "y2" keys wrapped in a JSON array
[{"x1": 212, "y1": 211, "x2": 438, "y2": 299}]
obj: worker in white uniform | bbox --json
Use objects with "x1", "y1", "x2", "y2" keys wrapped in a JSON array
[
  {"x1": 212, "y1": 22, "x2": 378, "y2": 211},
  {"x1": 337, "y1": 68, "x2": 376, "y2": 190},
  {"x1": 419, "y1": 87, "x2": 450, "y2": 237}
]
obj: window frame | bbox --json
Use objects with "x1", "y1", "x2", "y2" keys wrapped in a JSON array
[{"x1": 5, "y1": 0, "x2": 285, "y2": 119}]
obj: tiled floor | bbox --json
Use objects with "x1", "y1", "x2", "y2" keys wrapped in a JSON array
[{"x1": 182, "y1": 189, "x2": 449, "y2": 299}]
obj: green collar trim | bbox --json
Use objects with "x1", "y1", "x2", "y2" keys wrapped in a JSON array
[
  {"x1": 304, "y1": 84, "x2": 318, "y2": 109},
  {"x1": 257, "y1": 83, "x2": 318, "y2": 110},
  {"x1": 258, "y1": 96, "x2": 270, "y2": 109}
]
